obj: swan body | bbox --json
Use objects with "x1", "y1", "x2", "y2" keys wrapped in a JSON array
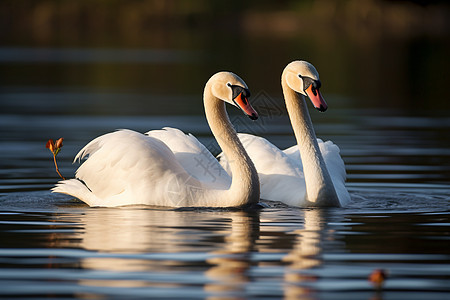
[
  {"x1": 146, "y1": 127, "x2": 232, "y2": 188},
  {"x1": 53, "y1": 72, "x2": 260, "y2": 207},
  {"x1": 219, "y1": 61, "x2": 350, "y2": 207}
]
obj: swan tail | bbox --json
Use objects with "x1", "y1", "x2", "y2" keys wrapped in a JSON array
[{"x1": 52, "y1": 179, "x2": 101, "y2": 207}]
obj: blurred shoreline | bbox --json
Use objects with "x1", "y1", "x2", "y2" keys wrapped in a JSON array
[
  {"x1": 1, "y1": 0, "x2": 449, "y2": 47},
  {"x1": 1, "y1": 0, "x2": 449, "y2": 111}
]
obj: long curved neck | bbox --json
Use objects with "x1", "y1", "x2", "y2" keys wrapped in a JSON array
[
  {"x1": 281, "y1": 74, "x2": 340, "y2": 206},
  {"x1": 203, "y1": 84, "x2": 259, "y2": 206}
]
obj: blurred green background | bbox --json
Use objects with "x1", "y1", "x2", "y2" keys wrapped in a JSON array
[{"x1": 1, "y1": 0, "x2": 449, "y2": 115}]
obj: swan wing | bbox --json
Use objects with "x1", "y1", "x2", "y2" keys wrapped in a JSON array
[
  {"x1": 58, "y1": 129, "x2": 189, "y2": 207},
  {"x1": 146, "y1": 127, "x2": 231, "y2": 189}
]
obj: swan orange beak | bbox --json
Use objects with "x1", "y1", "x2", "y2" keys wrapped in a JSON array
[
  {"x1": 233, "y1": 93, "x2": 259, "y2": 120},
  {"x1": 305, "y1": 85, "x2": 328, "y2": 112}
]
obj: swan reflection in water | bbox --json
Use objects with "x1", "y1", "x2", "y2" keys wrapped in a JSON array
[
  {"x1": 204, "y1": 211, "x2": 259, "y2": 295},
  {"x1": 56, "y1": 208, "x2": 261, "y2": 292},
  {"x1": 282, "y1": 209, "x2": 332, "y2": 299},
  {"x1": 53, "y1": 205, "x2": 339, "y2": 298},
  {"x1": 63, "y1": 208, "x2": 208, "y2": 288}
]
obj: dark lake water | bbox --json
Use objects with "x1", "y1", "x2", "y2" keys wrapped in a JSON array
[{"x1": 1, "y1": 33, "x2": 450, "y2": 300}]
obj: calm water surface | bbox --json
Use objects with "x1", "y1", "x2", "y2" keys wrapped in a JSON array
[
  {"x1": 0, "y1": 110, "x2": 449, "y2": 299},
  {"x1": 1, "y1": 46, "x2": 450, "y2": 299}
]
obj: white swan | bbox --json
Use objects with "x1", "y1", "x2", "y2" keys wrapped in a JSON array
[
  {"x1": 52, "y1": 71, "x2": 260, "y2": 207},
  {"x1": 219, "y1": 61, "x2": 350, "y2": 207}
]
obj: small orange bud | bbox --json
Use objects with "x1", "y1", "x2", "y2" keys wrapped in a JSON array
[
  {"x1": 55, "y1": 138, "x2": 63, "y2": 149},
  {"x1": 46, "y1": 139, "x2": 55, "y2": 152},
  {"x1": 46, "y1": 138, "x2": 64, "y2": 156}
]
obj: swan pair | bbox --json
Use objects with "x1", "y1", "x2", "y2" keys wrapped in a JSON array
[{"x1": 53, "y1": 61, "x2": 350, "y2": 208}]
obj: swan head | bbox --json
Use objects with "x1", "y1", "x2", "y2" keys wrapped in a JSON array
[
  {"x1": 209, "y1": 71, "x2": 259, "y2": 120},
  {"x1": 284, "y1": 60, "x2": 328, "y2": 112}
]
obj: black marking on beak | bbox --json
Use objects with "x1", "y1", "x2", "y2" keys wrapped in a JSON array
[
  {"x1": 229, "y1": 84, "x2": 251, "y2": 100},
  {"x1": 299, "y1": 75, "x2": 321, "y2": 93},
  {"x1": 317, "y1": 104, "x2": 327, "y2": 112},
  {"x1": 248, "y1": 112, "x2": 258, "y2": 120}
]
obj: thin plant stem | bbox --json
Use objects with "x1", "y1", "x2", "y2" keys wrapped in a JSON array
[{"x1": 53, "y1": 154, "x2": 66, "y2": 180}]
